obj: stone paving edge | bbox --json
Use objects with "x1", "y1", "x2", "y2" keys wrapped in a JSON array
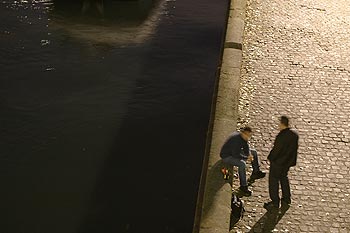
[{"x1": 193, "y1": 0, "x2": 248, "y2": 232}]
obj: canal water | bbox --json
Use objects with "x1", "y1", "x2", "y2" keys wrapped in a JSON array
[{"x1": 0, "y1": 0, "x2": 229, "y2": 232}]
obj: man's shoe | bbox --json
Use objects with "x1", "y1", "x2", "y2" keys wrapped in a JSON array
[
  {"x1": 263, "y1": 201, "x2": 279, "y2": 210},
  {"x1": 250, "y1": 171, "x2": 266, "y2": 180},
  {"x1": 239, "y1": 186, "x2": 252, "y2": 197}
]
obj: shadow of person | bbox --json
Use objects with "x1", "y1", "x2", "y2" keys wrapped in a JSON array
[{"x1": 247, "y1": 204, "x2": 290, "y2": 233}]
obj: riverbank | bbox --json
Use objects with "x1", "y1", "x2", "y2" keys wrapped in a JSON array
[
  {"x1": 196, "y1": 0, "x2": 350, "y2": 232},
  {"x1": 193, "y1": 0, "x2": 248, "y2": 232}
]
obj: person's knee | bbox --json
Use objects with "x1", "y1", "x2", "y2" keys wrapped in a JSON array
[
  {"x1": 222, "y1": 158, "x2": 229, "y2": 165},
  {"x1": 237, "y1": 160, "x2": 246, "y2": 169}
]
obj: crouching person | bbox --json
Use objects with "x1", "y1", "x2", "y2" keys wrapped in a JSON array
[{"x1": 220, "y1": 127, "x2": 266, "y2": 196}]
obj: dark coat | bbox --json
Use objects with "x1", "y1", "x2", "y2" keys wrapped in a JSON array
[
  {"x1": 268, "y1": 128, "x2": 299, "y2": 168},
  {"x1": 220, "y1": 131, "x2": 250, "y2": 160}
]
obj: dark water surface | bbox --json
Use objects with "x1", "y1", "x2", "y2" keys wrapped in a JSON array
[{"x1": 0, "y1": 0, "x2": 229, "y2": 232}]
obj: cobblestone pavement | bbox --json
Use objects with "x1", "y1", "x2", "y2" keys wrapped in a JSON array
[{"x1": 230, "y1": 0, "x2": 350, "y2": 232}]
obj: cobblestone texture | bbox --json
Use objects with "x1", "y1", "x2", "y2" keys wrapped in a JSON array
[{"x1": 230, "y1": 0, "x2": 350, "y2": 232}]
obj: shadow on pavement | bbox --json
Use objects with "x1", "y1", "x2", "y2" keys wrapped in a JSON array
[
  {"x1": 247, "y1": 204, "x2": 290, "y2": 233},
  {"x1": 201, "y1": 159, "x2": 233, "y2": 219}
]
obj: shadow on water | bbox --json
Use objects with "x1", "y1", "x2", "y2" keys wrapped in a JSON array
[
  {"x1": 246, "y1": 205, "x2": 290, "y2": 233},
  {"x1": 76, "y1": 14, "x2": 231, "y2": 233}
]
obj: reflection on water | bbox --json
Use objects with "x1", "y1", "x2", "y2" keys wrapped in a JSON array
[
  {"x1": 55, "y1": 0, "x2": 156, "y2": 19},
  {"x1": 0, "y1": 0, "x2": 229, "y2": 232},
  {"x1": 51, "y1": 0, "x2": 165, "y2": 45},
  {"x1": 81, "y1": 0, "x2": 105, "y2": 16}
]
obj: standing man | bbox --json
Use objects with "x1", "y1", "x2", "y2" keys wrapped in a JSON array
[
  {"x1": 264, "y1": 116, "x2": 299, "y2": 209},
  {"x1": 220, "y1": 127, "x2": 266, "y2": 196}
]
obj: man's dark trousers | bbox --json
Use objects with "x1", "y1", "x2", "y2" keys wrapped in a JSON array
[{"x1": 269, "y1": 163, "x2": 291, "y2": 205}]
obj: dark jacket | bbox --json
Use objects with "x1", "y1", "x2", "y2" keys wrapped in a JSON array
[
  {"x1": 220, "y1": 132, "x2": 250, "y2": 160},
  {"x1": 268, "y1": 128, "x2": 299, "y2": 167}
]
